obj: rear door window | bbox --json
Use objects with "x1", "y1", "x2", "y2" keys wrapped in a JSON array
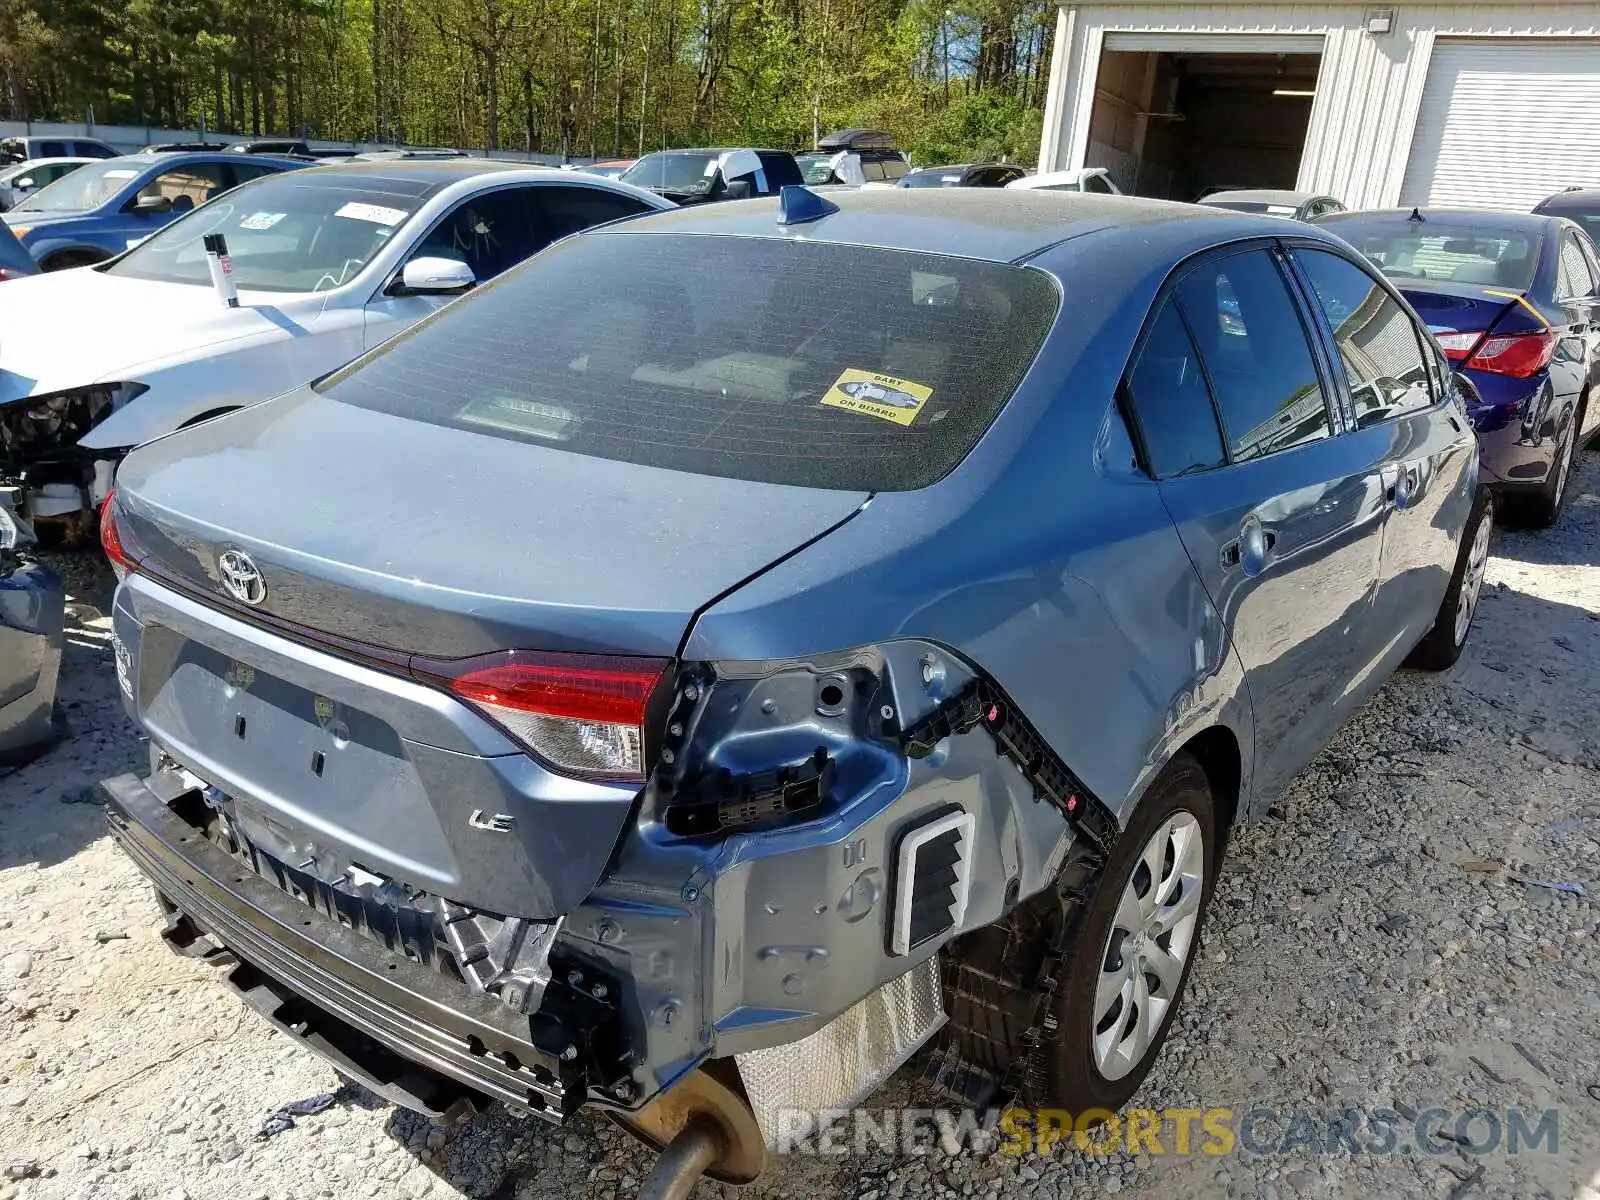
[
  {"x1": 1175, "y1": 248, "x2": 1332, "y2": 462},
  {"x1": 529, "y1": 184, "x2": 656, "y2": 243},
  {"x1": 1557, "y1": 232, "x2": 1592, "y2": 299},
  {"x1": 756, "y1": 153, "x2": 803, "y2": 190},
  {"x1": 1125, "y1": 302, "x2": 1226, "y2": 477},
  {"x1": 1294, "y1": 248, "x2": 1435, "y2": 426},
  {"x1": 323, "y1": 232, "x2": 1060, "y2": 491},
  {"x1": 136, "y1": 163, "x2": 229, "y2": 212},
  {"x1": 39, "y1": 140, "x2": 68, "y2": 157}
]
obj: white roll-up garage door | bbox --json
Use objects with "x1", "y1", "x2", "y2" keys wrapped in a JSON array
[{"x1": 1401, "y1": 40, "x2": 1600, "y2": 209}]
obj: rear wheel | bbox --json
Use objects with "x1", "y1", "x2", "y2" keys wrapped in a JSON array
[
  {"x1": 1515, "y1": 415, "x2": 1577, "y2": 528},
  {"x1": 1031, "y1": 753, "x2": 1216, "y2": 1112},
  {"x1": 1407, "y1": 487, "x2": 1493, "y2": 671}
]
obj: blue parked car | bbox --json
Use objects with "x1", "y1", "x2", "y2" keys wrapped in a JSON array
[
  {"x1": 98, "y1": 189, "x2": 1487, "y2": 1192},
  {"x1": 2, "y1": 152, "x2": 305, "y2": 271},
  {"x1": 1322, "y1": 208, "x2": 1600, "y2": 526}
]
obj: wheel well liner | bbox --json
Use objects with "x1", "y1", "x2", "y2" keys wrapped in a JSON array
[{"x1": 1180, "y1": 724, "x2": 1241, "y2": 835}]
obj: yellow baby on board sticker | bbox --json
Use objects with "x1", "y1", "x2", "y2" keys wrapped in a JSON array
[{"x1": 819, "y1": 369, "x2": 933, "y2": 427}]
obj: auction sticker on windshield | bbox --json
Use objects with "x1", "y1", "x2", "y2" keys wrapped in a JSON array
[
  {"x1": 820, "y1": 369, "x2": 932, "y2": 426},
  {"x1": 335, "y1": 201, "x2": 408, "y2": 226}
]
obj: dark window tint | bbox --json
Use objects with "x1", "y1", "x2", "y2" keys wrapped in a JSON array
[
  {"x1": 756, "y1": 153, "x2": 803, "y2": 190},
  {"x1": 229, "y1": 161, "x2": 284, "y2": 185},
  {"x1": 1176, "y1": 249, "x2": 1330, "y2": 462},
  {"x1": 532, "y1": 184, "x2": 655, "y2": 242},
  {"x1": 1126, "y1": 302, "x2": 1226, "y2": 476},
  {"x1": 411, "y1": 187, "x2": 540, "y2": 282},
  {"x1": 39, "y1": 140, "x2": 68, "y2": 157},
  {"x1": 1084, "y1": 173, "x2": 1114, "y2": 194},
  {"x1": 75, "y1": 141, "x2": 116, "y2": 158},
  {"x1": 1296, "y1": 249, "x2": 1434, "y2": 426},
  {"x1": 323, "y1": 233, "x2": 1060, "y2": 492}
]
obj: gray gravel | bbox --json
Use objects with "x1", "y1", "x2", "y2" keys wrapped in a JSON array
[{"x1": 2, "y1": 459, "x2": 1599, "y2": 1200}]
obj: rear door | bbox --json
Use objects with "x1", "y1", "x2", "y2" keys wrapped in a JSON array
[
  {"x1": 1126, "y1": 244, "x2": 1391, "y2": 795},
  {"x1": 1289, "y1": 243, "x2": 1477, "y2": 657}
]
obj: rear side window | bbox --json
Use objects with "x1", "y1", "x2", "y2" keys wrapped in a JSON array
[
  {"x1": 1125, "y1": 303, "x2": 1226, "y2": 476},
  {"x1": 322, "y1": 233, "x2": 1060, "y2": 491},
  {"x1": 1084, "y1": 173, "x2": 1114, "y2": 194},
  {"x1": 1295, "y1": 249, "x2": 1434, "y2": 425},
  {"x1": 756, "y1": 153, "x2": 803, "y2": 189},
  {"x1": 1557, "y1": 233, "x2": 1594, "y2": 299},
  {"x1": 39, "y1": 140, "x2": 68, "y2": 157},
  {"x1": 1174, "y1": 249, "x2": 1331, "y2": 462},
  {"x1": 531, "y1": 184, "x2": 655, "y2": 241}
]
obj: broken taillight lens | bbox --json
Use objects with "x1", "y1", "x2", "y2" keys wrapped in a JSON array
[
  {"x1": 100, "y1": 490, "x2": 138, "y2": 582},
  {"x1": 435, "y1": 651, "x2": 668, "y2": 782}
]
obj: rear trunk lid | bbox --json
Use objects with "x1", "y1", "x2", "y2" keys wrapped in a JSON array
[
  {"x1": 116, "y1": 387, "x2": 869, "y2": 659},
  {"x1": 1395, "y1": 280, "x2": 1525, "y2": 347}
]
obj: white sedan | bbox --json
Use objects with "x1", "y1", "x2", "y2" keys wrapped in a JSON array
[
  {"x1": 1005, "y1": 168, "x2": 1122, "y2": 195},
  {"x1": 0, "y1": 160, "x2": 671, "y2": 520}
]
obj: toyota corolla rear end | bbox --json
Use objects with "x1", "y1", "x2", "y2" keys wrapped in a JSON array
[{"x1": 98, "y1": 207, "x2": 1091, "y2": 1187}]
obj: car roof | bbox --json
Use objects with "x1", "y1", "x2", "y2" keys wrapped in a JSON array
[
  {"x1": 1534, "y1": 188, "x2": 1600, "y2": 208},
  {"x1": 98, "y1": 150, "x2": 306, "y2": 170},
  {"x1": 281, "y1": 158, "x2": 575, "y2": 187},
  {"x1": 1204, "y1": 189, "x2": 1321, "y2": 205},
  {"x1": 0, "y1": 156, "x2": 93, "y2": 170},
  {"x1": 592, "y1": 187, "x2": 1309, "y2": 264},
  {"x1": 1323, "y1": 208, "x2": 1554, "y2": 234}
]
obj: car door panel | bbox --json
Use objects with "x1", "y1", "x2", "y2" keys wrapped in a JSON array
[{"x1": 1124, "y1": 244, "x2": 1389, "y2": 796}]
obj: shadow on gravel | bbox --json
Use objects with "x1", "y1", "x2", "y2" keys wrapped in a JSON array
[{"x1": 0, "y1": 549, "x2": 145, "y2": 872}]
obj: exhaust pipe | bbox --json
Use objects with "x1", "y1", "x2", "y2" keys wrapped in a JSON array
[
  {"x1": 612, "y1": 1062, "x2": 766, "y2": 1197},
  {"x1": 636, "y1": 1119, "x2": 723, "y2": 1200}
]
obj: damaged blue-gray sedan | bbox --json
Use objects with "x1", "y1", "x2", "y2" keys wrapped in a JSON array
[{"x1": 98, "y1": 186, "x2": 1489, "y2": 1193}]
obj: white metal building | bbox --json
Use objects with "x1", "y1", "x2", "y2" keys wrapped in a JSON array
[{"x1": 1037, "y1": 1, "x2": 1600, "y2": 209}]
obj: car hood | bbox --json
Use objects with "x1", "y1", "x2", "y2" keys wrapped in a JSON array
[
  {"x1": 115, "y1": 387, "x2": 871, "y2": 659},
  {"x1": 0, "y1": 269, "x2": 301, "y2": 405}
]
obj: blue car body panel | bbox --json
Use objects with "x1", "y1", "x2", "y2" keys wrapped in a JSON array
[
  {"x1": 96, "y1": 191, "x2": 1479, "y2": 1117},
  {"x1": 3, "y1": 152, "x2": 306, "y2": 267}
]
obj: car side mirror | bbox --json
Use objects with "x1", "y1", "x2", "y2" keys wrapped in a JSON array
[
  {"x1": 12, "y1": 177, "x2": 33, "y2": 191},
  {"x1": 723, "y1": 178, "x2": 754, "y2": 200},
  {"x1": 394, "y1": 256, "x2": 476, "y2": 295},
  {"x1": 131, "y1": 194, "x2": 173, "y2": 215}
]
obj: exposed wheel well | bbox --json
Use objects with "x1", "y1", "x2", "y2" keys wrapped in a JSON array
[
  {"x1": 1179, "y1": 724, "x2": 1242, "y2": 838},
  {"x1": 41, "y1": 247, "x2": 109, "y2": 271}
]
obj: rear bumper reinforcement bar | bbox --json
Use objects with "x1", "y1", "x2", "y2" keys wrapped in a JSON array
[{"x1": 102, "y1": 772, "x2": 580, "y2": 1121}]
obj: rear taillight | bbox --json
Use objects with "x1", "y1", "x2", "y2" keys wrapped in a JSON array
[
  {"x1": 0, "y1": 267, "x2": 24, "y2": 282},
  {"x1": 1464, "y1": 329, "x2": 1558, "y2": 378},
  {"x1": 100, "y1": 490, "x2": 138, "y2": 581},
  {"x1": 437, "y1": 650, "x2": 667, "y2": 781},
  {"x1": 1433, "y1": 330, "x2": 1483, "y2": 362}
]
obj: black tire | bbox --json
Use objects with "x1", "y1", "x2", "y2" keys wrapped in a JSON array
[
  {"x1": 1512, "y1": 413, "x2": 1577, "y2": 529},
  {"x1": 1406, "y1": 487, "x2": 1493, "y2": 671},
  {"x1": 1032, "y1": 752, "x2": 1217, "y2": 1112}
]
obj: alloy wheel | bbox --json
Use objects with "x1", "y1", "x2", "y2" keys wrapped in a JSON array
[
  {"x1": 1552, "y1": 428, "x2": 1574, "y2": 511},
  {"x1": 1454, "y1": 507, "x2": 1492, "y2": 647},
  {"x1": 1092, "y1": 812, "x2": 1205, "y2": 1081}
]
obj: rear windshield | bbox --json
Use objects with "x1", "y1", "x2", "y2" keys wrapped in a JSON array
[
  {"x1": 320, "y1": 232, "x2": 1059, "y2": 491},
  {"x1": 619, "y1": 152, "x2": 716, "y2": 193},
  {"x1": 900, "y1": 170, "x2": 963, "y2": 188},
  {"x1": 1327, "y1": 218, "x2": 1541, "y2": 289}
]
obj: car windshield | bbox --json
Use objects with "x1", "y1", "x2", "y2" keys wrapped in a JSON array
[
  {"x1": 1327, "y1": 218, "x2": 1541, "y2": 289},
  {"x1": 796, "y1": 153, "x2": 835, "y2": 184},
  {"x1": 319, "y1": 231, "x2": 1060, "y2": 491},
  {"x1": 900, "y1": 170, "x2": 963, "y2": 188},
  {"x1": 106, "y1": 173, "x2": 427, "y2": 292},
  {"x1": 12, "y1": 160, "x2": 141, "y2": 212},
  {"x1": 620, "y1": 152, "x2": 717, "y2": 195}
]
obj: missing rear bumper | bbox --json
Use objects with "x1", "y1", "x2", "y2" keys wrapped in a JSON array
[{"x1": 102, "y1": 771, "x2": 605, "y2": 1122}]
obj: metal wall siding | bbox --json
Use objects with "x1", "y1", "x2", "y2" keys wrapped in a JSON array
[{"x1": 1044, "y1": 3, "x2": 1600, "y2": 208}]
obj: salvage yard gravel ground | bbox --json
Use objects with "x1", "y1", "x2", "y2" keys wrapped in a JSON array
[{"x1": 3, "y1": 460, "x2": 1599, "y2": 1200}]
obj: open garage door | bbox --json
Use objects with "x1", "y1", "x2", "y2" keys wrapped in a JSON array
[
  {"x1": 1402, "y1": 41, "x2": 1600, "y2": 209},
  {"x1": 1084, "y1": 39, "x2": 1322, "y2": 200}
]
